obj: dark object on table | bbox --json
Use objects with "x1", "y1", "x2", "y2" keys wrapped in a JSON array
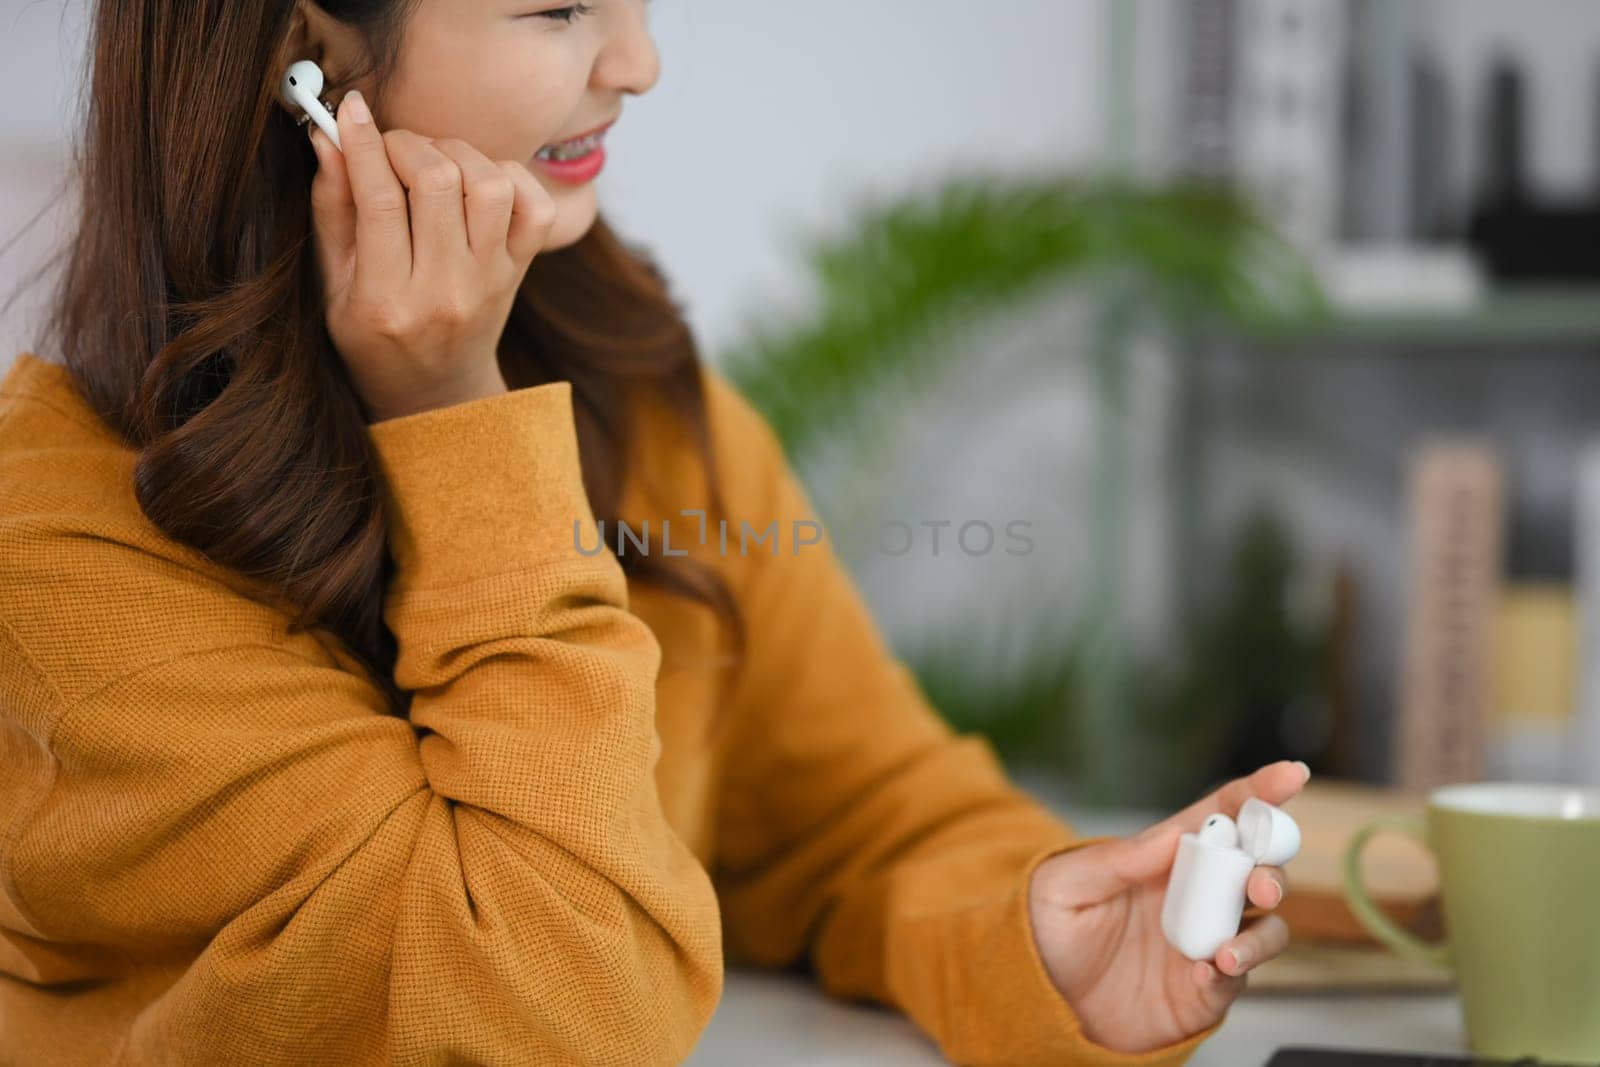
[
  {"x1": 1466, "y1": 202, "x2": 1600, "y2": 282},
  {"x1": 1464, "y1": 53, "x2": 1600, "y2": 282},
  {"x1": 1264, "y1": 1046, "x2": 1584, "y2": 1067}
]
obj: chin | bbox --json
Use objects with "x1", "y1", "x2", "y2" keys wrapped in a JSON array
[{"x1": 541, "y1": 187, "x2": 600, "y2": 252}]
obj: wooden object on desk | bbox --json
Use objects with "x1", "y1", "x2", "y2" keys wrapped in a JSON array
[
  {"x1": 1233, "y1": 779, "x2": 1453, "y2": 992},
  {"x1": 1267, "y1": 779, "x2": 1441, "y2": 947},
  {"x1": 1394, "y1": 442, "x2": 1506, "y2": 790},
  {"x1": 1248, "y1": 943, "x2": 1454, "y2": 992}
]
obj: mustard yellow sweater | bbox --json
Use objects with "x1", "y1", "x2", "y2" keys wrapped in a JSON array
[{"x1": 0, "y1": 351, "x2": 1210, "y2": 1066}]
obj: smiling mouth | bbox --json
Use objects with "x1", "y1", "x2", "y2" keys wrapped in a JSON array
[
  {"x1": 535, "y1": 129, "x2": 607, "y2": 162},
  {"x1": 535, "y1": 118, "x2": 617, "y2": 162}
]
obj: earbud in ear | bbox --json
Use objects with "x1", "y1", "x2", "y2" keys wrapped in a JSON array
[
  {"x1": 281, "y1": 59, "x2": 343, "y2": 152},
  {"x1": 1197, "y1": 813, "x2": 1239, "y2": 849}
]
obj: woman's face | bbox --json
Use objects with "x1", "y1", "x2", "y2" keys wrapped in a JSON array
[{"x1": 294, "y1": 0, "x2": 660, "y2": 251}]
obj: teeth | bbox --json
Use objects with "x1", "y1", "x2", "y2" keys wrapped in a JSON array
[{"x1": 536, "y1": 130, "x2": 604, "y2": 162}]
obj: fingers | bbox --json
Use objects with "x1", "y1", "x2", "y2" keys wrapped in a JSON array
[
  {"x1": 389, "y1": 137, "x2": 553, "y2": 274},
  {"x1": 1112, "y1": 822, "x2": 1184, "y2": 886},
  {"x1": 1214, "y1": 913, "x2": 1290, "y2": 978},
  {"x1": 1164, "y1": 761, "x2": 1312, "y2": 839},
  {"x1": 1026, "y1": 829, "x2": 1178, "y2": 911},
  {"x1": 306, "y1": 124, "x2": 355, "y2": 291},
  {"x1": 1189, "y1": 959, "x2": 1247, "y2": 1013},
  {"x1": 1046, "y1": 822, "x2": 1196, "y2": 908},
  {"x1": 306, "y1": 87, "x2": 553, "y2": 317},
  {"x1": 1202, "y1": 760, "x2": 1310, "y2": 825},
  {"x1": 1247, "y1": 865, "x2": 1287, "y2": 910},
  {"x1": 335, "y1": 91, "x2": 413, "y2": 297},
  {"x1": 383, "y1": 130, "x2": 472, "y2": 289},
  {"x1": 428, "y1": 139, "x2": 517, "y2": 261},
  {"x1": 500, "y1": 160, "x2": 557, "y2": 264},
  {"x1": 1189, "y1": 914, "x2": 1292, "y2": 1015},
  {"x1": 1058, "y1": 770, "x2": 1305, "y2": 906}
]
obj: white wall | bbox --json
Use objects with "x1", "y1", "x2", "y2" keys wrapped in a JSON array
[
  {"x1": 0, "y1": 0, "x2": 92, "y2": 363},
  {"x1": 0, "y1": 1, "x2": 90, "y2": 145},
  {"x1": 1416, "y1": 0, "x2": 1600, "y2": 205}
]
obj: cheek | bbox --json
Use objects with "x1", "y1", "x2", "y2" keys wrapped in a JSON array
[
  {"x1": 527, "y1": 73, "x2": 590, "y2": 143},
  {"x1": 462, "y1": 39, "x2": 590, "y2": 148},
  {"x1": 472, "y1": 73, "x2": 587, "y2": 163},
  {"x1": 388, "y1": 35, "x2": 581, "y2": 159}
]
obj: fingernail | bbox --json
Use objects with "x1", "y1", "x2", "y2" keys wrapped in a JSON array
[
  {"x1": 344, "y1": 90, "x2": 371, "y2": 125},
  {"x1": 1293, "y1": 760, "x2": 1311, "y2": 784},
  {"x1": 1267, "y1": 879, "x2": 1284, "y2": 907},
  {"x1": 1228, "y1": 946, "x2": 1249, "y2": 972}
]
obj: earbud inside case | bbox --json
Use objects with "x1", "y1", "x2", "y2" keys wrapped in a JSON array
[{"x1": 1161, "y1": 798, "x2": 1300, "y2": 961}]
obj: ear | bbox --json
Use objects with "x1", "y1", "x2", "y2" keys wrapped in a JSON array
[{"x1": 272, "y1": 1, "x2": 366, "y2": 119}]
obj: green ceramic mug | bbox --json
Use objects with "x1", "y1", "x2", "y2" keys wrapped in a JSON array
[{"x1": 1342, "y1": 782, "x2": 1600, "y2": 1062}]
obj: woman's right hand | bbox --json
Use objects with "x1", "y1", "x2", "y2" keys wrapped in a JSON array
[{"x1": 306, "y1": 90, "x2": 559, "y2": 423}]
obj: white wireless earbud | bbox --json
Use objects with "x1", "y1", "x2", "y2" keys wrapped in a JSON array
[
  {"x1": 1238, "y1": 796, "x2": 1301, "y2": 867},
  {"x1": 1197, "y1": 813, "x2": 1239, "y2": 849},
  {"x1": 281, "y1": 60, "x2": 343, "y2": 152},
  {"x1": 1161, "y1": 798, "x2": 1301, "y2": 961}
]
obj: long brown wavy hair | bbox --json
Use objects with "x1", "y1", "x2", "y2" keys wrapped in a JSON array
[{"x1": 10, "y1": 0, "x2": 746, "y2": 726}]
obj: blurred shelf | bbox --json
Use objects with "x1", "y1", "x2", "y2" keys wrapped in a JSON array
[{"x1": 1222, "y1": 284, "x2": 1600, "y2": 348}]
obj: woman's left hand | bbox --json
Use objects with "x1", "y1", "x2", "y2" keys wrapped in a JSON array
[{"x1": 1027, "y1": 760, "x2": 1311, "y2": 1052}]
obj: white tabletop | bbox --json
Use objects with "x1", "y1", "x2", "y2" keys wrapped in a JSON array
[
  {"x1": 689, "y1": 775, "x2": 1472, "y2": 1065},
  {"x1": 689, "y1": 966, "x2": 1467, "y2": 1066}
]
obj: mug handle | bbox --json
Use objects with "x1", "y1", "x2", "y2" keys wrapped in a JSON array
[{"x1": 1341, "y1": 815, "x2": 1451, "y2": 968}]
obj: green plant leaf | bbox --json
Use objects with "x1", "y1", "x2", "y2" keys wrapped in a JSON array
[{"x1": 718, "y1": 175, "x2": 1329, "y2": 460}]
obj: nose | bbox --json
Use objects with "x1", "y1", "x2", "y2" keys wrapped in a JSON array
[{"x1": 593, "y1": 0, "x2": 661, "y2": 97}]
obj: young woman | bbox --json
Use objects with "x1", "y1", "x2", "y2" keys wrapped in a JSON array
[{"x1": 0, "y1": 1, "x2": 1304, "y2": 1063}]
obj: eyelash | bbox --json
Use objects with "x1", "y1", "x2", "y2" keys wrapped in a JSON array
[{"x1": 533, "y1": 2, "x2": 597, "y2": 23}]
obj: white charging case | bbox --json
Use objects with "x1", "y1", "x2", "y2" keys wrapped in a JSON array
[{"x1": 1160, "y1": 797, "x2": 1301, "y2": 961}]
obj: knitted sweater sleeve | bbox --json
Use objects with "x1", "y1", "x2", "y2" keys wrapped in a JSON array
[{"x1": 0, "y1": 382, "x2": 721, "y2": 1066}]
